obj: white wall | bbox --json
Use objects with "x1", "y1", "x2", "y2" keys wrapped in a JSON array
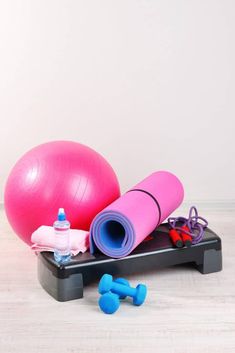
[{"x1": 0, "y1": 0, "x2": 234, "y2": 205}]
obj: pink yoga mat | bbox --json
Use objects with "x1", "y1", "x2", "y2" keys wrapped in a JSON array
[{"x1": 90, "y1": 171, "x2": 184, "y2": 258}]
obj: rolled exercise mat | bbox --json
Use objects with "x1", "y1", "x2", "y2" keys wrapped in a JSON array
[{"x1": 90, "y1": 171, "x2": 184, "y2": 258}]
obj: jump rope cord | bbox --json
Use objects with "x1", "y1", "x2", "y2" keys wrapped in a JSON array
[{"x1": 168, "y1": 206, "x2": 208, "y2": 244}]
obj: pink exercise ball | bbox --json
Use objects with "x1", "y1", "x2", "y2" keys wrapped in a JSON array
[{"x1": 4, "y1": 141, "x2": 120, "y2": 245}]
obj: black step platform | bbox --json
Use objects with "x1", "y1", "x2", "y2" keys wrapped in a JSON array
[{"x1": 37, "y1": 223, "x2": 222, "y2": 301}]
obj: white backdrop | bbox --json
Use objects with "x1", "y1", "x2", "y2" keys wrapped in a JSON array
[{"x1": 0, "y1": 0, "x2": 234, "y2": 205}]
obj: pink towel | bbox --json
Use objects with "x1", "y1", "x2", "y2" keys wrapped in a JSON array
[{"x1": 31, "y1": 226, "x2": 89, "y2": 255}]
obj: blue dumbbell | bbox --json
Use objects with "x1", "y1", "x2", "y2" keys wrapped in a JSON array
[
  {"x1": 113, "y1": 277, "x2": 130, "y2": 299},
  {"x1": 98, "y1": 278, "x2": 130, "y2": 314},
  {"x1": 99, "y1": 274, "x2": 147, "y2": 306},
  {"x1": 99, "y1": 293, "x2": 120, "y2": 314}
]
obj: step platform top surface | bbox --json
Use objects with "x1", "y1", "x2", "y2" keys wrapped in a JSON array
[{"x1": 39, "y1": 223, "x2": 221, "y2": 270}]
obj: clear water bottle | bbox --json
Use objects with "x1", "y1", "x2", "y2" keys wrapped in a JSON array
[{"x1": 54, "y1": 208, "x2": 71, "y2": 264}]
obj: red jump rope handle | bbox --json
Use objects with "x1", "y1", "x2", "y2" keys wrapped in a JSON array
[
  {"x1": 169, "y1": 229, "x2": 183, "y2": 248},
  {"x1": 180, "y1": 225, "x2": 192, "y2": 247}
]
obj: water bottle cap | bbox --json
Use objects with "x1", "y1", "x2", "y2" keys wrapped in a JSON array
[{"x1": 58, "y1": 208, "x2": 66, "y2": 221}]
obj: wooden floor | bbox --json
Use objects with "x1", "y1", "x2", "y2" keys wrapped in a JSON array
[{"x1": 0, "y1": 208, "x2": 235, "y2": 353}]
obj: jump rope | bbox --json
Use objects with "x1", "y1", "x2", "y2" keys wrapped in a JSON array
[{"x1": 168, "y1": 206, "x2": 208, "y2": 247}]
